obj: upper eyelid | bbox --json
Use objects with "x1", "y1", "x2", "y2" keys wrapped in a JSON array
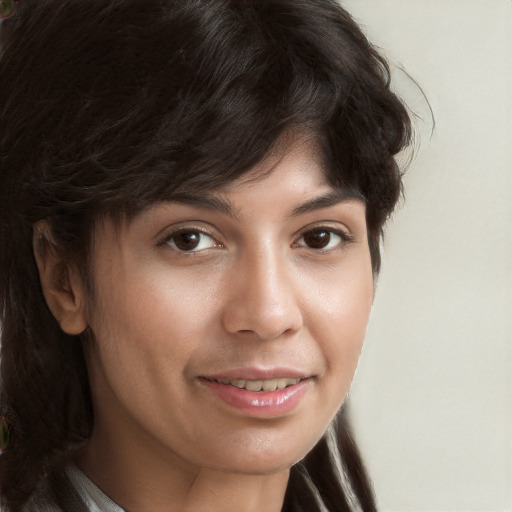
[
  {"x1": 293, "y1": 225, "x2": 357, "y2": 250},
  {"x1": 155, "y1": 227, "x2": 222, "y2": 251},
  {"x1": 155, "y1": 222, "x2": 220, "y2": 241},
  {"x1": 295, "y1": 222, "x2": 353, "y2": 239}
]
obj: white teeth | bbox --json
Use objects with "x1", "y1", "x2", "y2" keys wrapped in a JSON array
[
  {"x1": 245, "y1": 380, "x2": 263, "y2": 391},
  {"x1": 281, "y1": 378, "x2": 301, "y2": 388},
  {"x1": 216, "y1": 377, "x2": 302, "y2": 391},
  {"x1": 276, "y1": 378, "x2": 289, "y2": 390},
  {"x1": 262, "y1": 379, "x2": 277, "y2": 391},
  {"x1": 232, "y1": 379, "x2": 245, "y2": 389}
]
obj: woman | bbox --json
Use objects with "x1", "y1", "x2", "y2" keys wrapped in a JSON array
[{"x1": 0, "y1": 1, "x2": 411, "y2": 511}]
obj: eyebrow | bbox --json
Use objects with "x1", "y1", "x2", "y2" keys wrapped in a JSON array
[
  {"x1": 166, "y1": 188, "x2": 363, "y2": 219},
  {"x1": 290, "y1": 189, "x2": 365, "y2": 217},
  {"x1": 170, "y1": 193, "x2": 239, "y2": 218}
]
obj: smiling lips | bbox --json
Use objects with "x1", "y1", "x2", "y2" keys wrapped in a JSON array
[{"x1": 200, "y1": 374, "x2": 312, "y2": 417}]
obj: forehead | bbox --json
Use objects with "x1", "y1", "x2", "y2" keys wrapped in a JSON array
[
  {"x1": 131, "y1": 143, "x2": 364, "y2": 232},
  {"x1": 210, "y1": 140, "x2": 364, "y2": 215},
  {"x1": 229, "y1": 134, "x2": 326, "y2": 185},
  {"x1": 226, "y1": 141, "x2": 327, "y2": 193},
  {"x1": 168, "y1": 141, "x2": 356, "y2": 217},
  {"x1": 213, "y1": 134, "x2": 364, "y2": 209}
]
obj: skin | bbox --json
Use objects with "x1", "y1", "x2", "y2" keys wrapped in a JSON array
[{"x1": 35, "y1": 141, "x2": 374, "y2": 512}]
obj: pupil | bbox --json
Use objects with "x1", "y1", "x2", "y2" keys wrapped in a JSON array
[
  {"x1": 305, "y1": 230, "x2": 330, "y2": 249},
  {"x1": 175, "y1": 231, "x2": 200, "y2": 251}
]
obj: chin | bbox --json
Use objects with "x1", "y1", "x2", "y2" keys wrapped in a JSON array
[{"x1": 200, "y1": 437, "x2": 317, "y2": 476}]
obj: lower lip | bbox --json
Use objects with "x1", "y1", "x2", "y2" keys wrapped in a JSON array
[{"x1": 200, "y1": 379, "x2": 311, "y2": 418}]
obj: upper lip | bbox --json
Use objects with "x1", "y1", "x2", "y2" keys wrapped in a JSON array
[{"x1": 202, "y1": 367, "x2": 311, "y2": 381}]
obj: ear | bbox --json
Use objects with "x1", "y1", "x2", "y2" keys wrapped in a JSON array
[{"x1": 33, "y1": 220, "x2": 88, "y2": 335}]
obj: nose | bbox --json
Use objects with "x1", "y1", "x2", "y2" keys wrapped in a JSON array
[{"x1": 221, "y1": 246, "x2": 304, "y2": 341}]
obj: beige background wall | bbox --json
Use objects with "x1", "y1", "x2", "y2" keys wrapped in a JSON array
[{"x1": 343, "y1": 1, "x2": 512, "y2": 510}]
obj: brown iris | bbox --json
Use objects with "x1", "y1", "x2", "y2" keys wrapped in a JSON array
[
  {"x1": 173, "y1": 231, "x2": 201, "y2": 251},
  {"x1": 303, "y1": 229, "x2": 332, "y2": 249}
]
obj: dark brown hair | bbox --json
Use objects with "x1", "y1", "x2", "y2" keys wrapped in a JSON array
[{"x1": 0, "y1": 1, "x2": 411, "y2": 510}]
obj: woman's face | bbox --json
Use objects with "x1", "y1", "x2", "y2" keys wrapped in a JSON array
[{"x1": 82, "y1": 142, "x2": 373, "y2": 476}]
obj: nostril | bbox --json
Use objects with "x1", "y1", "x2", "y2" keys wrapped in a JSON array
[{"x1": 222, "y1": 299, "x2": 303, "y2": 341}]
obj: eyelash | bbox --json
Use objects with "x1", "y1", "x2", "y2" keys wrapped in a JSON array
[
  {"x1": 156, "y1": 227, "x2": 220, "y2": 254},
  {"x1": 294, "y1": 227, "x2": 355, "y2": 251},
  {"x1": 157, "y1": 226, "x2": 355, "y2": 254}
]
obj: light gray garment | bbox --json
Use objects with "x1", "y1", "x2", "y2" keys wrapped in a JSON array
[
  {"x1": 21, "y1": 465, "x2": 125, "y2": 512},
  {"x1": 65, "y1": 466, "x2": 126, "y2": 512}
]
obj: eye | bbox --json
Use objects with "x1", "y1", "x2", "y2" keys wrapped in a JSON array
[
  {"x1": 296, "y1": 227, "x2": 352, "y2": 250},
  {"x1": 161, "y1": 229, "x2": 219, "y2": 252}
]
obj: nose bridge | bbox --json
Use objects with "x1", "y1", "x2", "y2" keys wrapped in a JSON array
[{"x1": 222, "y1": 241, "x2": 303, "y2": 340}]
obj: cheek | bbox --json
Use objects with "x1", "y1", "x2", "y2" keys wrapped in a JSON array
[
  {"x1": 83, "y1": 265, "x2": 224, "y2": 447},
  {"x1": 303, "y1": 255, "x2": 374, "y2": 386},
  {"x1": 86, "y1": 262, "x2": 226, "y2": 403}
]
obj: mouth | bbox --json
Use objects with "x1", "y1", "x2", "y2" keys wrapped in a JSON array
[
  {"x1": 198, "y1": 374, "x2": 312, "y2": 417},
  {"x1": 202, "y1": 377, "x2": 305, "y2": 392}
]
